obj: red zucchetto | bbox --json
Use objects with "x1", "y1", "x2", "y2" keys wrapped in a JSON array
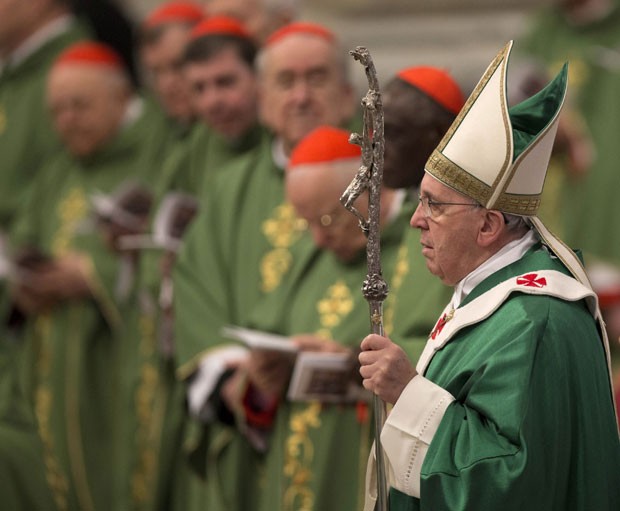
[
  {"x1": 265, "y1": 22, "x2": 334, "y2": 47},
  {"x1": 190, "y1": 15, "x2": 252, "y2": 40},
  {"x1": 53, "y1": 41, "x2": 124, "y2": 70},
  {"x1": 143, "y1": 1, "x2": 205, "y2": 28},
  {"x1": 288, "y1": 126, "x2": 361, "y2": 170},
  {"x1": 397, "y1": 66, "x2": 464, "y2": 115}
]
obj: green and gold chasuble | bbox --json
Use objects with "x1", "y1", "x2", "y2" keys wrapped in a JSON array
[
  {"x1": 174, "y1": 131, "x2": 306, "y2": 377},
  {"x1": 173, "y1": 132, "x2": 310, "y2": 511},
  {"x1": 243, "y1": 201, "x2": 415, "y2": 511},
  {"x1": 112, "y1": 252, "x2": 190, "y2": 511},
  {"x1": 9, "y1": 105, "x2": 170, "y2": 511},
  {"x1": 0, "y1": 19, "x2": 90, "y2": 231},
  {"x1": 521, "y1": 6, "x2": 620, "y2": 266},
  {"x1": 0, "y1": 339, "x2": 57, "y2": 511},
  {"x1": 386, "y1": 245, "x2": 620, "y2": 510}
]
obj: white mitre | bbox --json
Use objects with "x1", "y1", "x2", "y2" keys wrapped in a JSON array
[
  {"x1": 425, "y1": 41, "x2": 594, "y2": 287},
  {"x1": 424, "y1": 41, "x2": 614, "y2": 392}
]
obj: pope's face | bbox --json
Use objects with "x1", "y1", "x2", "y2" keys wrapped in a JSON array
[
  {"x1": 410, "y1": 174, "x2": 483, "y2": 286},
  {"x1": 185, "y1": 46, "x2": 258, "y2": 140},
  {"x1": 140, "y1": 24, "x2": 194, "y2": 123},
  {"x1": 258, "y1": 34, "x2": 354, "y2": 154},
  {"x1": 47, "y1": 65, "x2": 128, "y2": 158}
]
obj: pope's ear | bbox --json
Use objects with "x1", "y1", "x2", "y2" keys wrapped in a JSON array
[{"x1": 477, "y1": 209, "x2": 505, "y2": 247}]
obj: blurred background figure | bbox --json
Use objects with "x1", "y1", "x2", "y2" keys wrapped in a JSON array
[
  {"x1": 233, "y1": 125, "x2": 411, "y2": 511},
  {"x1": 202, "y1": 0, "x2": 299, "y2": 43},
  {"x1": 0, "y1": 0, "x2": 89, "y2": 234},
  {"x1": 519, "y1": 0, "x2": 620, "y2": 378},
  {"x1": 156, "y1": 15, "x2": 263, "y2": 200},
  {"x1": 173, "y1": 20, "x2": 356, "y2": 511},
  {"x1": 8, "y1": 41, "x2": 167, "y2": 511},
  {"x1": 138, "y1": 1, "x2": 205, "y2": 133}
]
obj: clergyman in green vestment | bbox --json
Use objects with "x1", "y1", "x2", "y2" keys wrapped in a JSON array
[
  {"x1": 172, "y1": 21, "x2": 356, "y2": 511},
  {"x1": 359, "y1": 42, "x2": 620, "y2": 511},
  {"x1": 8, "y1": 42, "x2": 171, "y2": 511}
]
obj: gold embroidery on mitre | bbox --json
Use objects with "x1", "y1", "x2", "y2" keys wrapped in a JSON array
[
  {"x1": 52, "y1": 187, "x2": 88, "y2": 256},
  {"x1": 426, "y1": 150, "x2": 491, "y2": 206},
  {"x1": 283, "y1": 401, "x2": 322, "y2": 511},
  {"x1": 260, "y1": 202, "x2": 307, "y2": 292}
]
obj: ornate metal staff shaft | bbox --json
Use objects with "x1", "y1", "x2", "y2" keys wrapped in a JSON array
[{"x1": 340, "y1": 46, "x2": 389, "y2": 511}]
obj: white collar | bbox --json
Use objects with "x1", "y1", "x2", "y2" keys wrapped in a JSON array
[
  {"x1": 271, "y1": 137, "x2": 288, "y2": 170},
  {"x1": 1, "y1": 15, "x2": 74, "y2": 71},
  {"x1": 122, "y1": 96, "x2": 144, "y2": 129},
  {"x1": 450, "y1": 229, "x2": 539, "y2": 309}
]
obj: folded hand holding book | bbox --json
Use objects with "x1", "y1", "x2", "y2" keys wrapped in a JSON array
[{"x1": 221, "y1": 326, "x2": 368, "y2": 403}]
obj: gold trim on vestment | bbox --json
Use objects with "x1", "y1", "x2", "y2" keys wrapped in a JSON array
[
  {"x1": 131, "y1": 311, "x2": 166, "y2": 510},
  {"x1": 282, "y1": 279, "x2": 355, "y2": 510}
]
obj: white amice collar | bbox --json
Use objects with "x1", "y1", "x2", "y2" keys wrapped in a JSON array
[
  {"x1": 451, "y1": 229, "x2": 539, "y2": 309},
  {"x1": 271, "y1": 137, "x2": 288, "y2": 171}
]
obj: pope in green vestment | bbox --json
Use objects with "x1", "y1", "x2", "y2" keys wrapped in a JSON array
[
  {"x1": 385, "y1": 244, "x2": 620, "y2": 511},
  {"x1": 361, "y1": 40, "x2": 620, "y2": 511}
]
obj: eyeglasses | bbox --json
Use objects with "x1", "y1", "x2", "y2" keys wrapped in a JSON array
[{"x1": 417, "y1": 194, "x2": 479, "y2": 219}]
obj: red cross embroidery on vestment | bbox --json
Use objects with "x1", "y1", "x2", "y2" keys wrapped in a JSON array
[
  {"x1": 516, "y1": 273, "x2": 547, "y2": 288},
  {"x1": 430, "y1": 309, "x2": 454, "y2": 340}
]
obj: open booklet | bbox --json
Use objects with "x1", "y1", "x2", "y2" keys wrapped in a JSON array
[{"x1": 221, "y1": 326, "x2": 368, "y2": 403}]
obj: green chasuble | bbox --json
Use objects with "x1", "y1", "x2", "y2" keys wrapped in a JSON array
[
  {"x1": 155, "y1": 121, "x2": 266, "y2": 203},
  {"x1": 172, "y1": 132, "x2": 310, "y2": 511},
  {"x1": 386, "y1": 245, "x2": 620, "y2": 511},
  {"x1": 520, "y1": 6, "x2": 620, "y2": 266},
  {"x1": 174, "y1": 130, "x2": 306, "y2": 376},
  {"x1": 9, "y1": 103, "x2": 170, "y2": 511},
  {"x1": 0, "y1": 19, "x2": 90, "y2": 231},
  {"x1": 242, "y1": 201, "x2": 414, "y2": 511},
  {"x1": 0, "y1": 339, "x2": 57, "y2": 511}
]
